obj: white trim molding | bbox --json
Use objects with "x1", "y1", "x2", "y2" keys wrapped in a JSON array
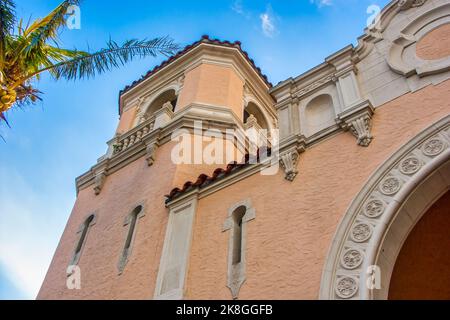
[
  {"x1": 222, "y1": 199, "x2": 256, "y2": 299},
  {"x1": 154, "y1": 196, "x2": 198, "y2": 300},
  {"x1": 388, "y1": 3, "x2": 450, "y2": 78},
  {"x1": 320, "y1": 114, "x2": 450, "y2": 300},
  {"x1": 337, "y1": 100, "x2": 375, "y2": 147}
]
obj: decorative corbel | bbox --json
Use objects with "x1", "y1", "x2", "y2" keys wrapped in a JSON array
[
  {"x1": 145, "y1": 141, "x2": 159, "y2": 166},
  {"x1": 337, "y1": 100, "x2": 374, "y2": 147},
  {"x1": 93, "y1": 170, "x2": 107, "y2": 195},
  {"x1": 349, "y1": 117, "x2": 373, "y2": 147},
  {"x1": 280, "y1": 149, "x2": 300, "y2": 182},
  {"x1": 175, "y1": 74, "x2": 185, "y2": 95}
]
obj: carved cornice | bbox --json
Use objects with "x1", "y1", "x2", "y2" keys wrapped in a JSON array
[
  {"x1": 76, "y1": 104, "x2": 247, "y2": 195},
  {"x1": 272, "y1": 0, "x2": 432, "y2": 104},
  {"x1": 120, "y1": 38, "x2": 274, "y2": 116}
]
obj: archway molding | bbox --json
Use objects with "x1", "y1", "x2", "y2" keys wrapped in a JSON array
[
  {"x1": 243, "y1": 95, "x2": 274, "y2": 131},
  {"x1": 320, "y1": 115, "x2": 450, "y2": 300}
]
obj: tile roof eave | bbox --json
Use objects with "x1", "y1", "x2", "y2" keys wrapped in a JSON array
[{"x1": 118, "y1": 35, "x2": 273, "y2": 115}]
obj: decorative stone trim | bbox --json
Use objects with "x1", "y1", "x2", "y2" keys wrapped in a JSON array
[
  {"x1": 93, "y1": 170, "x2": 107, "y2": 195},
  {"x1": 280, "y1": 149, "x2": 301, "y2": 181},
  {"x1": 113, "y1": 117, "x2": 155, "y2": 155},
  {"x1": 76, "y1": 103, "x2": 246, "y2": 195},
  {"x1": 154, "y1": 102, "x2": 175, "y2": 129},
  {"x1": 154, "y1": 196, "x2": 198, "y2": 300},
  {"x1": 363, "y1": 198, "x2": 385, "y2": 218},
  {"x1": 69, "y1": 212, "x2": 97, "y2": 266},
  {"x1": 388, "y1": 3, "x2": 450, "y2": 78},
  {"x1": 117, "y1": 202, "x2": 146, "y2": 274},
  {"x1": 335, "y1": 276, "x2": 359, "y2": 299},
  {"x1": 398, "y1": 0, "x2": 427, "y2": 11},
  {"x1": 145, "y1": 141, "x2": 159, "y2": 166},
  {"x1": 319, "y1": 115, "x2": 450, "y2": 300},
  {"x1": 341, "y1": 249, "x2": 364, "y2": 270},
  {"x1": 337, "y1": 100, "x2": 374, "y2": 147},
  {"x1": 222, "y1": 199, "x2": 256, "y2": 299}
]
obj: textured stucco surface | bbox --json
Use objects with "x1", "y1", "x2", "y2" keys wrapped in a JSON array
[
  {"x1": 38, "y1": 79, "x2": 450, "y2": 300},
  {"x1": 185, "y1": 80, "x2": 450, "y2": 300},
  {"x1": 177, "y1": 63, "x2": 244, "y2": 119},
  {"x1": 116, "y1": 105, "x2": 137, "y2": 134},
  {"x1": 416, "y1": 23, "x2": 450, "y2": 61},
  {"x1": 38, "y1": 142, "x2": 175, "y2": 299},
  {"x1": 389, "y1": 190, "x2": 450, "y2": 300},
  {"x1": 37, "y1": 139, "x2": 229, "y2": 299},
  {"x1": 37, "y1": 23, "x2": 450, "y2": 300}
]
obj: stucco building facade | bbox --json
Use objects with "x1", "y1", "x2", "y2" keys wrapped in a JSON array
[{"x1": 38, "y1": 0, "x2": 450, "y2": 300}]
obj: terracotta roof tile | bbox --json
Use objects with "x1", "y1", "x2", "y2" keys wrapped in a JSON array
[
  {"x1": 119, "y1": 35, "x2": 272, "y2": 115},
  {"x1": 165, "y1": 148, "x2": 272, "y2": 204}
]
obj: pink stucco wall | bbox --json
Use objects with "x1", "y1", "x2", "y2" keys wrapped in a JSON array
[
  {"x1": 38, "y1": 78, "x2": 450, "y2": 300},
  {"x1": 185, "y1": 80, "x2": 450, "y2": 300}
]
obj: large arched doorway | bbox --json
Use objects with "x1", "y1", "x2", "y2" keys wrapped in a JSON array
[
  {"x1": 320, "y1": 115, "x2": 450, "y2": 300},
  {"x1": 388, "y1": 190, "x2": 450, "y2": 300}
]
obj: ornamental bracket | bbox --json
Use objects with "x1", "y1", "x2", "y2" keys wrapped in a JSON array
[
  {"x1": 93, "y1": 170, "x2": 107, "y2": 195},
  {"x1": 279, "y1": 136, "x2": 306, "y2": 182},
  {"x1": 337, "y1": 100, "x2": 375, "y2": 147},
  {"x1": 145, "y1": 140, "x2": 159, "y2": 166}
]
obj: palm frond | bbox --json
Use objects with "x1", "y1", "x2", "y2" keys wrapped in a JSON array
[
  {"x1": 23, "y1": 0, "x2": 80, "y2": 55},
  {"x1": 46, "y1": 37, "x2": 180, "y2": 81},
  {"x1": 0, "y1": 0, "x2": 16, "y2": 74},
  {"x1": 0, "y1": 0, "x2": 15, "y2": 40}
]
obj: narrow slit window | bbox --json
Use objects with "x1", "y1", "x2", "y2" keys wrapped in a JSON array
[
  {"x1": 118, "y1": 205, "x2": 144, "y2": 272},
  {"x1": 71, "y1": 214, "x2": 95, "y2": 265},
  {"x1": 232, "y1": 206, "x2": 246, "y2": 265},
  {"x1": 223, "y1": 200, "x2": 255, "y2": 300}
]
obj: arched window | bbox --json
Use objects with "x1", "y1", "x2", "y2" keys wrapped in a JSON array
[
  {"x1": 118, "y1": 205, "x2": 144, "y2": 273},
  {"x1": 70, "y1": 214, "x2": 95, "y2": 266},
  {"x1": 304, "y1": 94, "x2": 335, "y2": 136},
  {"x1": 223, "y1": 200, "x2": 256, "y2": 299},
  {"x1": 232, "y1": 206, "x2": 246, "y2": 265},
  {"x1": 244, "y1": 102, "x2": 269, "y2": 130},
  {"x1": 145, "y1": 89, "x2": 178, "y2": 118}
]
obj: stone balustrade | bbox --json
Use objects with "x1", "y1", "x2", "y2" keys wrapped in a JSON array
[{"x1": 112, "y1": 116, "x2": 156, "y2": 155}]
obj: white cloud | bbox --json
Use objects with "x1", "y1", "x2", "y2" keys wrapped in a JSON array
[
  {"x1": 260, "y1": 5, "x2": 277, "y2": 38},
  {"x1": 310, "y1": 0, "x2": 333, "y2": 8},
  {"x1": 231, "y1": 0, "x2": 252, "y2": 19},
  {"x1": 231, "y1": 0, "x2": 244, "y2": 15},
  {"x1": 0, "y1": 168, "x2": 72, "y2": 299}
]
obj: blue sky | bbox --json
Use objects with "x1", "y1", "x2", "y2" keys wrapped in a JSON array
[{"x1": 0, "y1": 0, "x2": 389, "y2": 299}]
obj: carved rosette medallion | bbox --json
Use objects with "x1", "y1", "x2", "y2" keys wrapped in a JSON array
[
  {"x1": 379, "y1": 177, "x2": 402, "y2": 195},
  {"x1": 363, "y1": 199, "x2": 385, "y2": 218},
  {"x1": 335, "y1": 276, "x2": 359, "y2": 299},
  {"x1": 341, "y1": 249, "x2": 364, "y2": 270},
  {"x1": 324, "y1": 119, "x2": 450, "y2": 300},
  {"x1": 351, "y1": 223, "x2": 373, "y2": 243},
  {"x1": 399, "y1": 156, "x2": 421, "y2": 175},
  {"x1": 422, "y1": 138, "x2": 445, "y2": 157}
]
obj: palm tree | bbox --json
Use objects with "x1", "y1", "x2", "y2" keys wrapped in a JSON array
[{"x1": 0, "y1": 0, "x2": 180, "y2": 124}]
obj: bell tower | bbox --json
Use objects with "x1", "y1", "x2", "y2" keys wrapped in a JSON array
[{"x1": 37, "y1": 36, "x2": 275, "y2": 300}]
